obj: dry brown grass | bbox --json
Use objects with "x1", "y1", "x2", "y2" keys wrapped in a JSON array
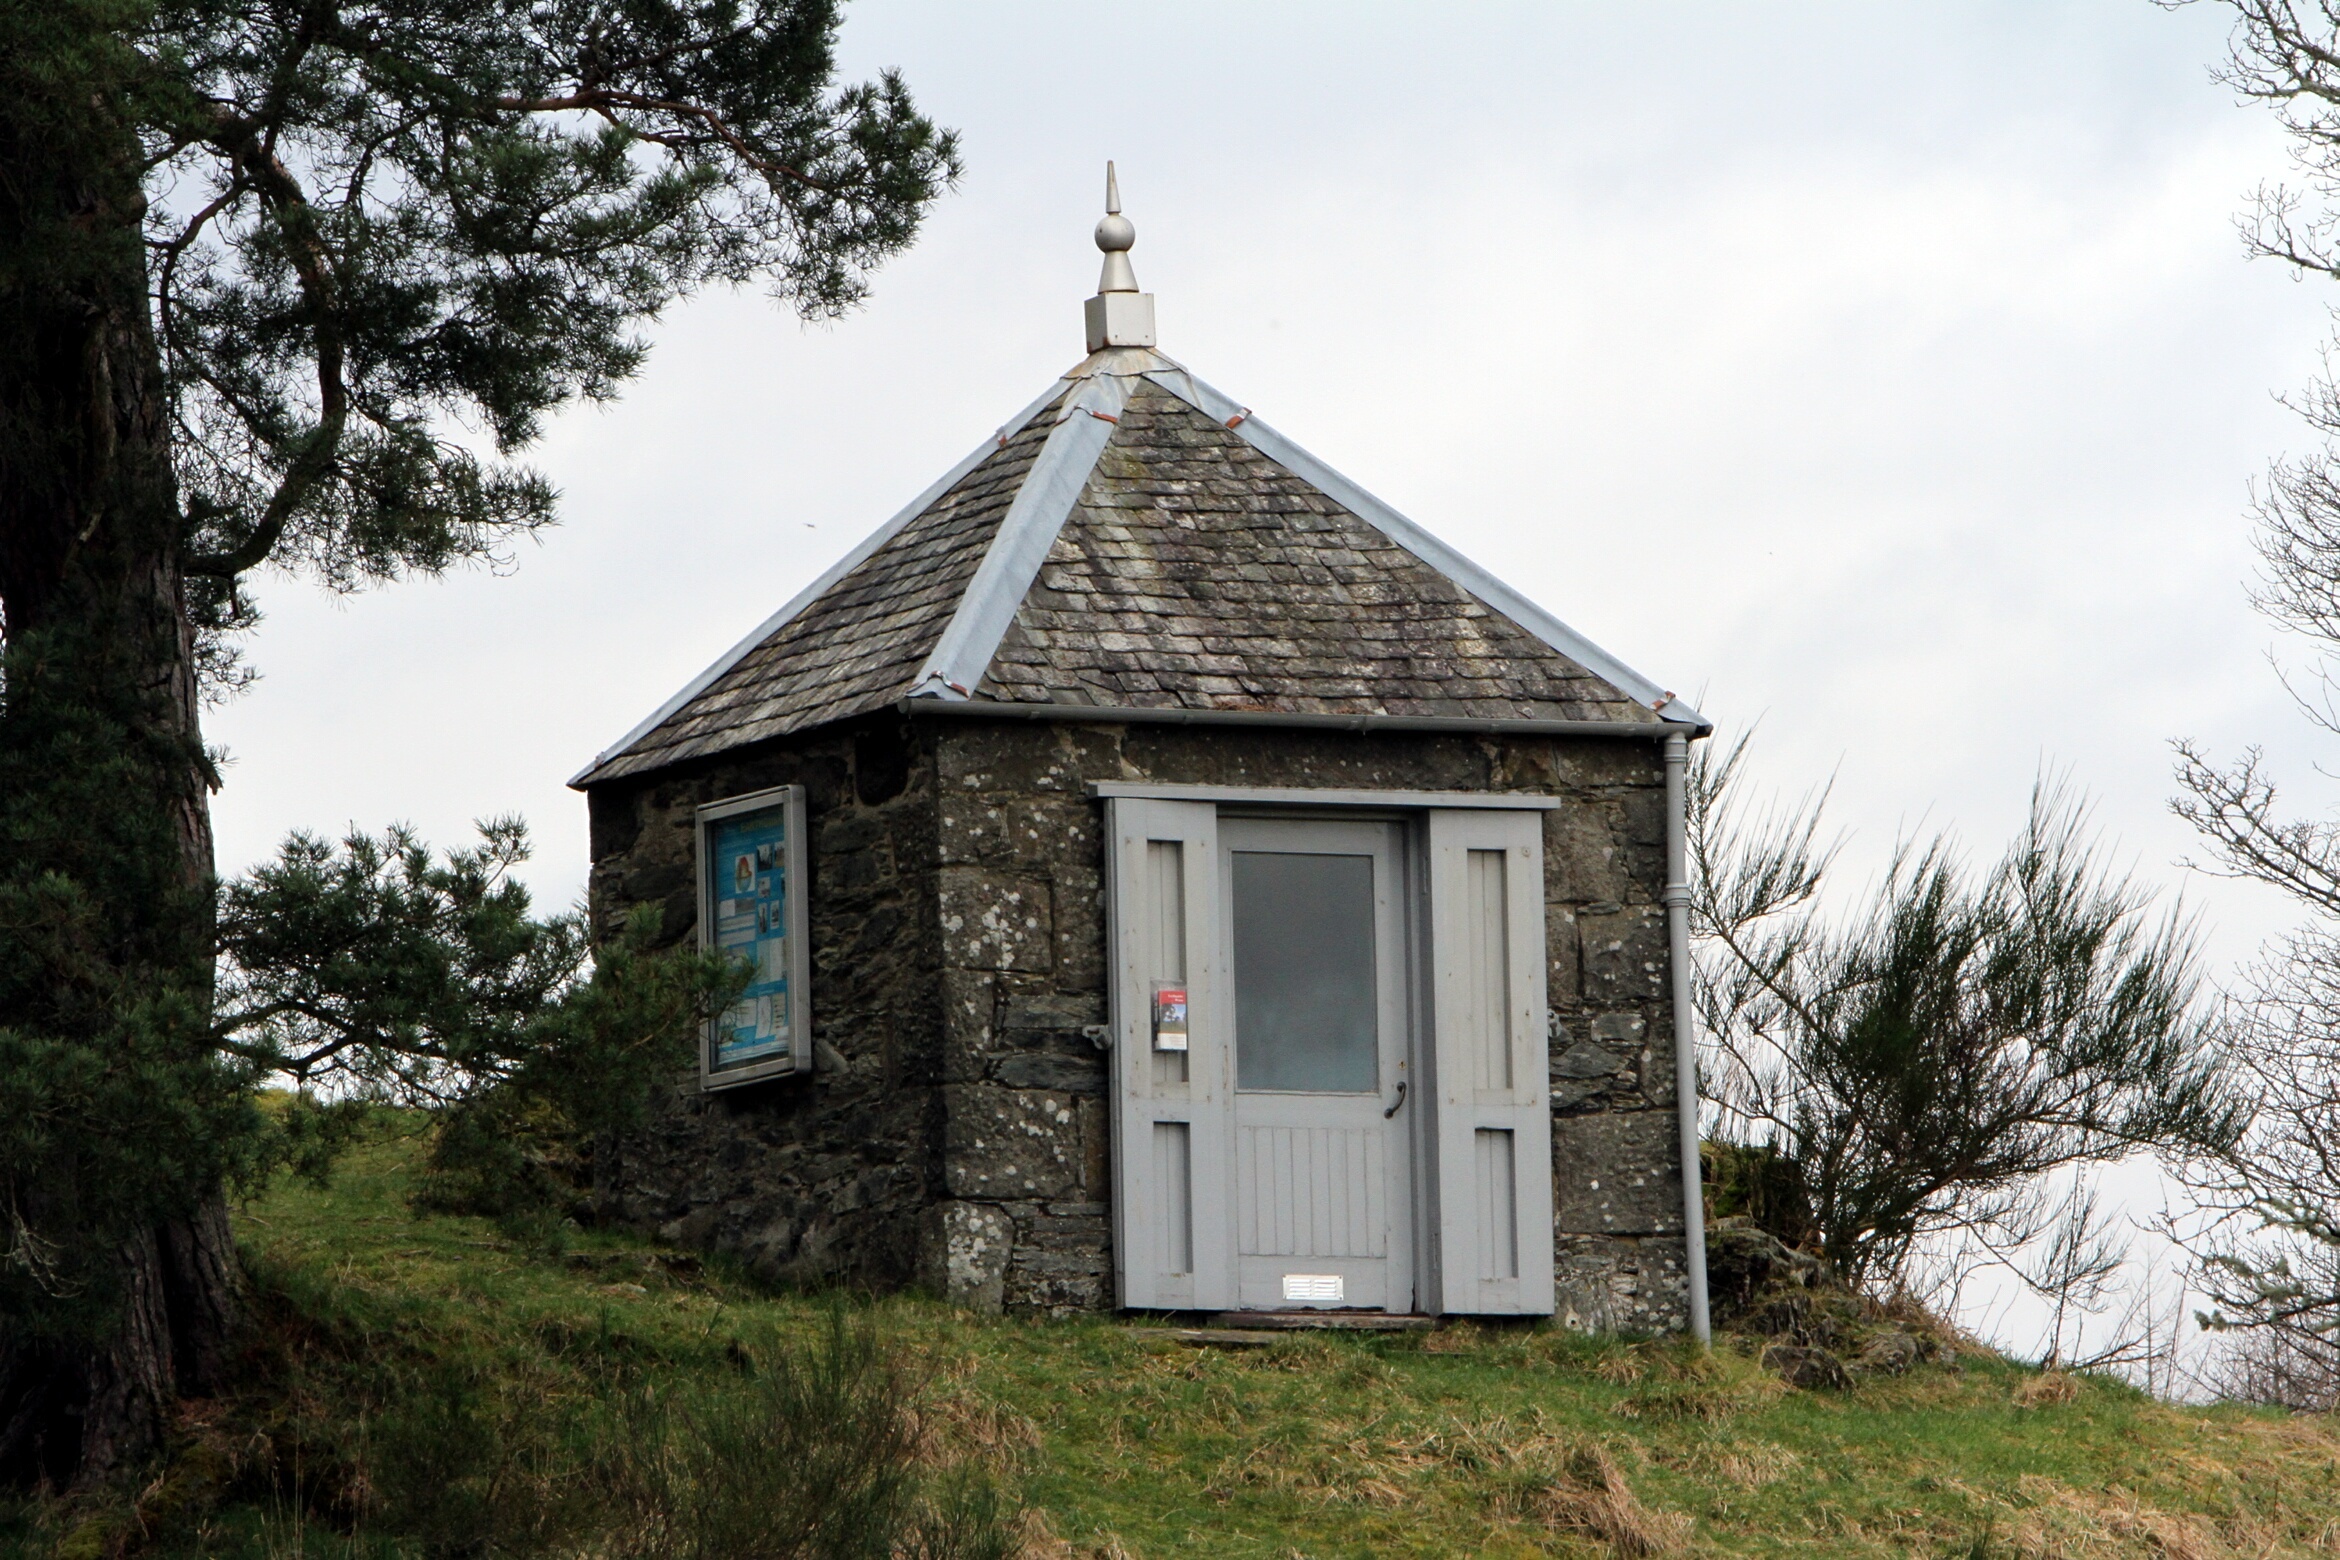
[
  {"x1": 1711, "y1": 1441, "x2": 1803, "y2": 1490},
  {"x1": 1417, "y1": 1320, "x2": 1490, "y2": 1355},
  {"x1": 2013, "y1": 1370, "x2": 2080, "y2": 1409},
  {"x1": 1997, "y1": 1474, "x2": 2237, "y2": 1559},
  {"x1": 1532, "y1": 1443, "x2": 1695, "y2": 1558},
  {"x1": 914, "y1": 1384, "x2": 1044, "y2": 1473},
  {"x1": 1005, "y1": 1508, "x2": 1147, "y2": 1560},
  {"x1": 1593, "y1": 1351, "x2": 1648, "y2": 1386}
]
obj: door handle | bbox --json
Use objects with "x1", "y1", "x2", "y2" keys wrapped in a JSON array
[{"x1": 1383, "y1": 1079, "x2": 1408, "y2": 1119}]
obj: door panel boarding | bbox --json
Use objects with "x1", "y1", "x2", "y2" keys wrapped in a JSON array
[{"x1": 1221, "y1": 817, "x2": 1414, "y2": 1312}]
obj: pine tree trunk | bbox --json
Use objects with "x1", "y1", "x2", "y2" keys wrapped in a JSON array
[{"x1": 0, "y1": 97, "x2": 240, "y2": 1488}]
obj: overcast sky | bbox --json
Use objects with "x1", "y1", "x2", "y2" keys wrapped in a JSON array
[{"x1": 212, "y1": 1, "x2": 2333, "y2": 991}]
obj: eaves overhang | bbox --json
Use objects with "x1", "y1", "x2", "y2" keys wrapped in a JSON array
[{"x1": 571, "y1": 343, "x2": 1710, "y2": 792}]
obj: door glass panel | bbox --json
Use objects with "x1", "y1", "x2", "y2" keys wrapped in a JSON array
[{"x1": 1232, "y1": 851, "x2": 1378, "y2": 1092}]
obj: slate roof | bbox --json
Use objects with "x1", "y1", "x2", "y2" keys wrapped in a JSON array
[
  {"x1": 983, "y1": 382, "x2": 1649, "y2": 721},
  {"x1": 576, "y1": 346, "x2": 1702, "y2": 787}
]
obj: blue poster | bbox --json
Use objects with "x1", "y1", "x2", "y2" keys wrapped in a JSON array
[{"x1": 707, "y1": 805, "x2": 793, "y2": 1069}]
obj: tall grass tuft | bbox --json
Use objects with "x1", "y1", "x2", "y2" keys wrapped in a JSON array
[
  {"x1": 238, "y1": 1282, "x2": 1020, "y2": 1559},
  {"x1": 1533, "y1": 1443, "x2": 1693, "y2": 1557},
  {"x1": 589, "y1": 1308, "x2": 1014, "y2": 1560}
]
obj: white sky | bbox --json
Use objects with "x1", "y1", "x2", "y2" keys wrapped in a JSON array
[{"x1": 206, "y1": 0, "x2": 2339, "y2": 1358}]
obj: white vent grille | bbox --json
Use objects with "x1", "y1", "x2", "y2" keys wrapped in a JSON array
[{"x1": 1281, "y1": 1273, "x2": 1344, "y2": 1302}]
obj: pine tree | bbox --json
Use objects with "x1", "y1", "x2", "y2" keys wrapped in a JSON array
[{"x1": 0, "y1": 0, "x2": 955, "y2": 1485}]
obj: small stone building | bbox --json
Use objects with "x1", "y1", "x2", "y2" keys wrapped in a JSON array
[{"x1": 574, "y1": 174, "x2": 1710, "y2": 1329}]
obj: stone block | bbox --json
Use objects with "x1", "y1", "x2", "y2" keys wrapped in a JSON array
[
  {"x1": 818, "y1": 807, "x2": 885, "y2": 854},
  {"x1": 1116, "y1": 724, "x2": 1487, "y2": 792},
  {"x1": 840, "y1": 900, "x2": 914, "y2": 961},
  {"x1": 991, "y1": 1050, "x2": 1106, "y2": 1094},
  {"x1": 940, "y1": 968, "x2": 997, "y2": 1084},
  {"x1": 1553, "y1": 1234, "x2": 1689, "y2": 1335},
  {"x1": 936, "y1": 722, "x2": 1095, "y2": 796},
  {"x1": 1000, "y1": 992, "x2": 1104, "y2": 1032},
  {"x1": 1580, "y1": 906, "x2": 1666, "y2": 1003},
  {"x1": 828, "y1": 845, "x2": 887, "y2": 892},
  {"x1": 1549, "y1": 1076, "x2": 1611, "y2": 1113},
  {"x1": 1004, "y1": 1256, "x2": 1111, "y2": 1315},
  {"x1": 1051, "y1": 860, "x2": 1107, "y2": 995},
  {"x1": 1547, "y1": 907, "x2": 1583, "y2": 1005},
  {"x1": 1553, "y1": 1109, "x2": 1681, "y2": 1235},
  {"x1": 1548, "y1": 1012, "x2": 1652, "y2": 1112},
  {"x1": 940, "y1": 793, "x2": 1100, "y2": 874},
  {"x1": 1590, "y1": 1012, "x2": 1647, "y2": 1046},
  {"x1": 1545, "y1": 801, "x2": 1629, "y2": 903},
  {"x1": 1553, "y1": 1038, "x2": 1625, "y2": 1080},
  {"x1": 918, "y1": 1200, "x2": 1012, "y2": 1313},
  {"x1": 1621, "y1": 787, "x2": 1666, "y2": 848},
  {"x1": 937, "y1": 795, "x2": 1021, "y2": 865},
  {"x1": 1620, "y1": 840, "x2": 1667, "y2": 900},
  {"x1": 942, "y1": 1084, "x2": 1082, "y2": 1200},
  {"x1": 1004, "y1": 1206, "x2": 1113, "y2": 1316},
  {"x1": 1639, "y1": 1016, "x2": 1678, "y2": 1109},
  {"x1": 937, "y1": 868, "x2": 1054, "y2": 972},
  {"x1": 1501, "y1": 739, "x2": 1657, "y2": 792}
]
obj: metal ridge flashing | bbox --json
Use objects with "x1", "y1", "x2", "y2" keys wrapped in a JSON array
[
  {"x1": 1138, "y1": 366, "x2": 1708, "y2": 733},
  {"x1": 569, "y1": 378, "x2": 1071, "y2": 789},
  {"x1": 895, "y1": 697, "x2": 1698, "y2": 740},
  {"x1": 905, "y1": 370, "x2": 1135, "y2": 702}
]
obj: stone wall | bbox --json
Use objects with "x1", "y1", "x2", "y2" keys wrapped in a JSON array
[
  {"x1": 585, "y1": 715, "x2": 948, "y2": 1292},
  {"x1": 921, "y1": 718, "x2": 1688, "y2": 1328},
  {"x1": 584, "y1": 712, "x2": 1689, "y2": 1331}
]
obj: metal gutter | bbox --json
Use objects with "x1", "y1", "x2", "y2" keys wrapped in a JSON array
[
  {"x1": 1088, "y1": 780, "x2": 1564, "y2": 810},
  {"x1": 1663, "y1": 731, "x2": 1713, "y2": 1346},
  {"x1": 896, "y1": 697, "x2": 1695, "y2": 741},
  {"x1": 906, "y1": 370, "x2": 1134, "y2": 701},
  {"x1": 1138, "y1": 365, "x2": 1710, "y2": 735},
  {"x1": 568, "y1": 378, "x2": 1071, "y2": 788}
]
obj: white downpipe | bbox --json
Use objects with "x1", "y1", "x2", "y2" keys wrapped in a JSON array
[{"x1": 1663, "y1": 733, "x2": 1713, "y2": 1346}]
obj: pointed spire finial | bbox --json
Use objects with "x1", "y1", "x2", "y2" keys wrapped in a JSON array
[
  {"x1": 1095, "y1": 160, "x2": 1137, "y2": 292},
  {"x1": 1084, "y1": 160, "x2": 1156, "y2": 352}
]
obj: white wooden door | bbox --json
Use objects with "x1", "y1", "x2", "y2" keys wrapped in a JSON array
[{"x1": 1219, "y1": 817, "x2": 1415, "y2": 1312}]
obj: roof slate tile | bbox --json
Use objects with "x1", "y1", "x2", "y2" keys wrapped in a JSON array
[{"x1": 582, "y1": 369, "x2": 1656, "y2": 785}]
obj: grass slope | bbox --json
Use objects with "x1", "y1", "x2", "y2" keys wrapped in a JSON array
[{"x1": 15, "y1": 1121, "x2": 2340, "y2": 1558}]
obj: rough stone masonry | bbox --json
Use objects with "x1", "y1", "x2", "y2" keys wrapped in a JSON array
[{"x1": 587, "y1": 711, "x2": 1690, "y2": 1329}]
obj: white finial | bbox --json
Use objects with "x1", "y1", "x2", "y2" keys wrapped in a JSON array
[
  {"x1": 1084, "y1": 161, "x2": 1156, "y2": 352},
  {"x1": 1095, "y1": 161, "x2": 1138, "y2": 293}
]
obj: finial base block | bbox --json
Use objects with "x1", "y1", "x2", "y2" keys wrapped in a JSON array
[{"x1": 1085, "y1": 291, "x2": 1156, "y2": 352}]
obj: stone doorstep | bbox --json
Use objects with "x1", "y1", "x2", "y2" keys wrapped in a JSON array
[
  {"x1": 1126, "y1": 1313, "x2": 1438, "y2": 1351},
  {"x1": 1211, "y1": 1311, "x2": 1436, "y2": 1333},
  {"x1": 1129, "y1": 1327, "x2": 1280, "y2": 1350}
]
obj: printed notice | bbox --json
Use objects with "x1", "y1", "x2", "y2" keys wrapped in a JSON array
[
  {"x1": 709, "y1": 804, "x2": 792, "y2": 1069},
  {"x1": 1152, "y1": 984, "x2": 1189, "y2": 1052}
]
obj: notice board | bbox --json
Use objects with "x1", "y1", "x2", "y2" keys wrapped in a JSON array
[{"x1": 696, "y1": 785, "x2": 811, "y2": 1087}]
